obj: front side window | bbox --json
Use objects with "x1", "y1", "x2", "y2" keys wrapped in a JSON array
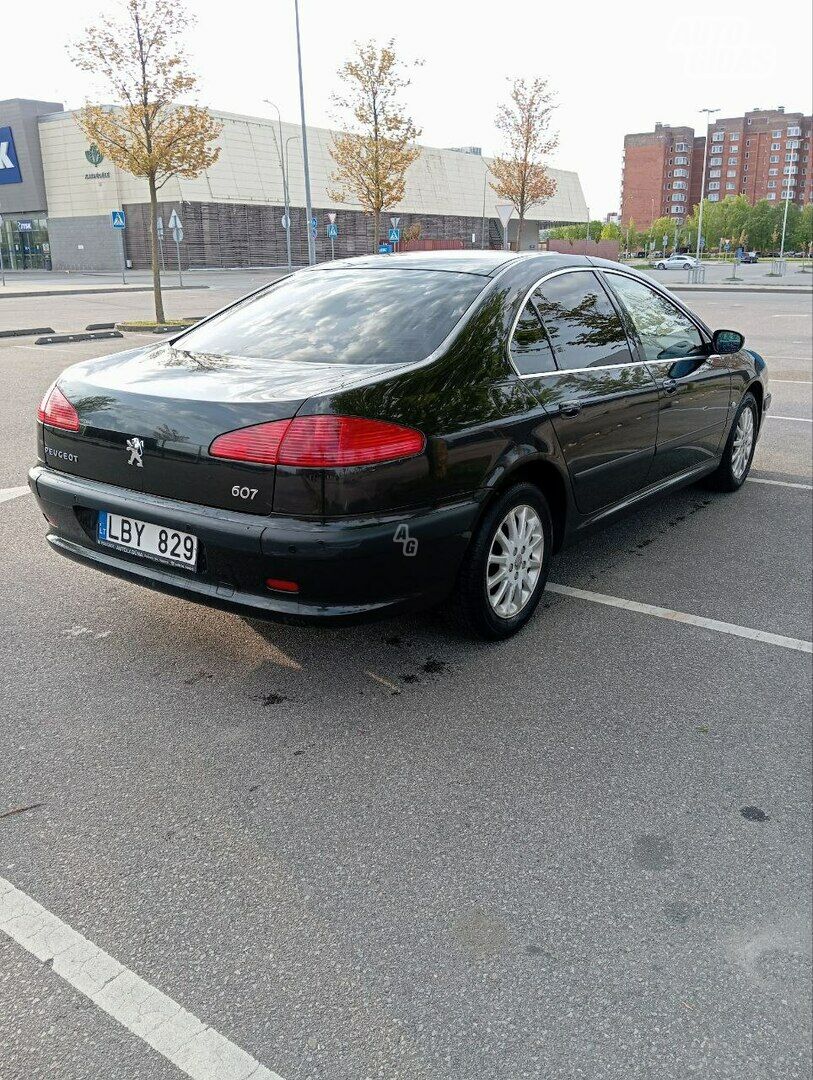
[
  {"x1": 510, "y1": 301, "x2": 556, "y2": 375},
  {"x1": 606, "y1": 274, "x2": 705, "y2": 363},
  {"x1": 532, "y1": 272, "x2": 633, "y2": 371},
  {"x1": 174, "y1": 269, "x2": 486, "y2": 366}
]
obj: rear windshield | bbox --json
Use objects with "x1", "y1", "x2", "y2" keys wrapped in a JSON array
[{"x1": 175, "y1": 268, "x2": 487, "y2": 365}]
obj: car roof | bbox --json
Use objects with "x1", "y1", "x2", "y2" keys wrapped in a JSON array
[{"x1": 301, "y1": 249, "x2": 574, "y2": 277}]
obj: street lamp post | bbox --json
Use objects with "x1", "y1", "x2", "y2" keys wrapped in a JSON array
[
  {"x1": 293, "y1": 0, "x2": 315, "y2": 265},
  {"x1": 263, "y1": 99, "x2": 292, "y2": 271},
  {"x1": 694, "y1": 107, "x2": 720, "y2": 271},
  {"x1": 778, "y1": 183, "x2": 793, "y2": 270}
]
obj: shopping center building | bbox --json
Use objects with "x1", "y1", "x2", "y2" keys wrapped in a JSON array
[{"x1": 0, "y1": 98, "x2": 588, "y2": 272}]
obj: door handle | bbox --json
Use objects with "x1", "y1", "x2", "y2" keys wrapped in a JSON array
[
  {"x1": 662, "y1": 377, "x2": 678, "y2": 395},
  {"x1": 560, "y1": 400, "x2": 582, "y2": 417}
]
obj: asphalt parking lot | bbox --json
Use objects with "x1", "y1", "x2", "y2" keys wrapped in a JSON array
[{"x1": 1, "y1": 284, "x2": 811, "y2": 1080}]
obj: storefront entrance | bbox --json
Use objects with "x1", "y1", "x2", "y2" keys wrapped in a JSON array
[{"x1": 0, "y1": 214, "x2": 51, "y2": 270}]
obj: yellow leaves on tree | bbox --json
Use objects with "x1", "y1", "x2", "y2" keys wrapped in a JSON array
[
  {"x1": 70, "y1": 0, "x2": 221, "y2": 321},
  {"x1": 491, "y1": 78, "x2": 558, "y2": 251},
  {"x1": 329, "y1": 40, "x2": 421, "y2": 252}
]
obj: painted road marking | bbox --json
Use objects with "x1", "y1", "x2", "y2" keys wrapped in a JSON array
[
  {"x1": 366, "y1": 671, "x2": 401, "y2": 693},
  {"x1": 0, "y1": 877, "x2": 285, "y2": 1080},
  {"x1": 0, "y1": 486, "x2": 30, "y2": 505},
  {"x1": 766, "y1": 415, "x2": 813, "y2": 423},
  {"x1": 546, "y1": 583, "x2": 812, "y2": 655},
  {"x1": 748, "y1": 477, "x2": 813, "y2": 490}
]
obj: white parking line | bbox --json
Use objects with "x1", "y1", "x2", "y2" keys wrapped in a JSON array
[
  {"x1": 0, "y1": 486, "x2": 30, "y2": 505},
  {"x1": 766, "y1": 415, "x2": 813, "y2": 423},
  {"x1": 771, "y1": 379, "x2": 813, "y2": 385},
  {"x1": 748, "y1": 477, "x2": 813, "y2": 490},
  {"x1": 546, "y1": 583, "x2": 812, "y2": 654},
  {"x1": 0, "y1": 877, "x2": 285, "y2": 1080}
]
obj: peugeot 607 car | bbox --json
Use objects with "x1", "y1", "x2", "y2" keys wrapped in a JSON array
[{"x1": 30, "y1": 251, "x2": 769, "y2": 639}]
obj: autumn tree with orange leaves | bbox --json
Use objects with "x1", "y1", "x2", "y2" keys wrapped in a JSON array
[
  {"x1": 71, "y1": 0, "x2": 221, "y2": 321},
  {"x1": 329, "y1": 40, "x2": 421, "y2": 252},
  {"x1": 491, "y1": 78, "x2": 558, "y2": 251}
]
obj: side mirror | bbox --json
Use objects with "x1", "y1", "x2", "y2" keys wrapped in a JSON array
[{"x1": 712, "y1": 329, "x2": 745, "y2": 355}]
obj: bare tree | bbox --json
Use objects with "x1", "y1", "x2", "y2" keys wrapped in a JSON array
[
  {"x1": 71, "y1": 0, "x2": 222, "y2": 321},
  {"x1": 491, "y1": 78, "x2": 558, "y2": 251},
  {"x1": 329, "y1": 40, "x2": 421, "y2": 252}
]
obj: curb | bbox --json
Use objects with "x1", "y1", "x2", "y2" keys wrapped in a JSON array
[
  {"x1": 34, "y1": 330, "x2": 124, "y2": 345},
  {"x1": 0, "y1": 285, "x2": 209, "y2": 299},
  {"x1": 0, "y1": 326, "x2": 55, "y2": 338},
  {"x1": 671, "y1": 285, "x2": 813, "y2": 295}
]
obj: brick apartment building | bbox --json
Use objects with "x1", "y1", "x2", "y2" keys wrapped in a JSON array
[{"x1": 621, "y1": 107, "x2": 812, "y2": 229}]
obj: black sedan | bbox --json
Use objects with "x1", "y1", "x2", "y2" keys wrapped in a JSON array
[{"x1": 30, "y1": 251, "x2": 770, "y2": 639}]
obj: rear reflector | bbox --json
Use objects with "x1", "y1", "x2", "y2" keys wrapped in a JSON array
[
  {"x1": 265, "y1": 577, "x2": 299, "y2": 593},
  {"x1": 37, "y1": 384, "x2": 80, "y2": 431},
  {"x1": 210, "y1": 415, "x2": 424, "y2": 468}
]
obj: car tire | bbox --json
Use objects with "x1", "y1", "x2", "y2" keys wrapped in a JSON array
[
  {"x1": 656, "y1": 262, "x2": 665, "y2": 270},
  {"x1": 450, "y1": 482, "x2": 553, "y2": 640},
  {"x1": 705, "y1": 392, "x2": 759, "y2": 492}
]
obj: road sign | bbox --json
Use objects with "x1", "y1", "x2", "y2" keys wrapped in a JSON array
[
  {"x1": 327, "y1": 223, "x2": 339, "y2": 239},
  {"x1": 327, "y1": 212, "x2": 337, "y2": 225},
  {"x1": 388, "y1": 227, "x2": 401, "y2": 243},
  {"x1": 168, "y1": 209, "x2": 181, "y2": 229},
  {"x1": 311, "y1": 216, "x2": 317, "y2": 230},
  {"x1": 156, "y1": 216, "x2": 164, "y2": 240},
  {"x1": 110, "y1": 209, "x2": 126, "y2": 229},
  {"x1": 390, "y1": 217, "x2": 400, "y2": 228},
  {"x1": 379, "y1": 243, "x2": 392, "y2": 254},
  {"x1": 281, "y1": 214, "x2": 290, "y2": 231}
]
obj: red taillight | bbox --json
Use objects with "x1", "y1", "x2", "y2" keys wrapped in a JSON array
[
  {"x1": 265, "y1": 577, "x2": 300, "y2": 593},
  {"x1": 37, "y1": 384, "x2": 80, "y2": 432},
  {"x1": 210, "y1": 415, "x2": 424, "y2": 468}
]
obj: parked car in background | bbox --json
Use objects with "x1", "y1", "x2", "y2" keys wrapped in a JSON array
[
  {"x1": 740, "y1": 251, "x2": 758, "y2": 264},
  {"x1": 654, "y1": 254, "x2": 699, "y2": 270},
  {"x1": 31, "y1": 251, "x2": 769, "y2": 640}
]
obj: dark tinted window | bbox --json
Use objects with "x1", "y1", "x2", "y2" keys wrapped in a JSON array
[
  {"x1": 175, "y1": 269, "x2": 486, "y2": 365},
  {"x1": 605, "y1": 273, "x2": 705, "y2": 362},
  {"x1": 510, "y1": 301, "x2": 556, "y2": 374},
  {"x1": 533, "y1": 271, "x2": 634, "y2": 371}
]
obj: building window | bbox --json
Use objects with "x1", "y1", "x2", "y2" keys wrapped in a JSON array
[
  {"x1": 674, "y1": 142, "x2": 687, "y2": 151},
  {"x1": 772, "y1": 129, "x2": 782, "y2": 137},
  {"x1": 769, "y1": 167, "x2": 778, "y2": 175},
  {"x1": 730, "y1": 144, "x2": 739, "y2": 153},
  {"x1": 712, "y1": 131, "x2": 724, "y2": 141},
  {"x1": 746, "y1": 139, "x2": 751, "y2": 146},
  {"x1": 771, "y1": 142, "x2": 780, "y2": 150},
  {"x1": 784, "y1": 165, "x2": 797, "y2": 174},
  {"x1": 728, "y1": 156, "x2": 738, "y2": 164},
  {"x1": 671, "y1": 192, "x2": 686, "y2": 201},
  {"x1": 709, "y1": 169, "x2": 721, "y2": 177},
  {"x1": 674, "y1": 180, "x2": 687, "y2": 189},
  {"x1": 727, "y1": 169, "x2": 737, "y2": 177},
  {"x1": 709, "y1": 157, "x2": 722, "y2": 167},
  {"x1": 670, "y1": 206, "x2": 682, "y2": 215},
  {"x1": 786, "y1": 152, "x2": 799, "y2": 161},
  {"x1": 770, "y1": 155, "x2": 779, "y2": 163},
  {"x1": 726, "y1": 182, "x2": 736, "y2": 190},
  {"x1": 674, "y1": 168, "x2": 688, "y2": 177},
  {"x1": 768, "y1": 180, "x2": 776, "y2": 188},
  {"x1": 788, "y1": 140, "x2": 800, "y2": 149},
  {"x1": 788, "y1": 126, "x2": 801, "y2": 136},
  {"x1": 674, "y1": 155, "x2": 688, "y2": 165},
  {"x1": 708, "y1": 181, "x2": 720, "y2": 190},
  {"x1": 767, "y1": 192, "x2": 776, "y2": 199},
  {"x1": 708, "y1": 193, "x2": 719, "y2": 201}
]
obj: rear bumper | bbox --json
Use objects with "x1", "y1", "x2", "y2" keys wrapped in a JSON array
[{"x1": 29, "y1": 466, "x2": 481, "y2": 625}]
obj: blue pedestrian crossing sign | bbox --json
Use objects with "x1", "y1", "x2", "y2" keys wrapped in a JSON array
[
  {"x1": 388, "y1": 227, "x2": 401, "y2": 243},
  {"x1": 110, "y1": 209, "x2": 126, "y2": 229},
  {"x1": 327, "y1": 223, "x2": 339, "y2": 239},
  {"x1": 379, "y1": 243, "x2": 392, "y2": 254}
]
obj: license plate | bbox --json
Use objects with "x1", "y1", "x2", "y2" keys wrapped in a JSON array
[{"x1": 97, "y1": 511, "x2": 198, "y2": 570}]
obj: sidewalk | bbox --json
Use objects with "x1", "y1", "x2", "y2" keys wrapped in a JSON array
[{"x1": 0, "y1": 267, "x2": 292, "y2": 299}]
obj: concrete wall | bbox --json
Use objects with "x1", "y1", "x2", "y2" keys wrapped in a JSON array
[
  {"x1": 545, "y1": 238, "x2": 620, "y2": 260},
  {"x1": 0, "y1": 98, "x2": 63, "y2": 214},
  {"x1": 39, "y1": 107, "x2": 589, "y2": 224},
  {"x1": 48, "y1": 215, "x2": 123, "y2": 272}
]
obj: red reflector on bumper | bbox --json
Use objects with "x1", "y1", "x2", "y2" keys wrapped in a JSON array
[{"x1": 265, "y1": 577, "x2": 300, "y2": 593}]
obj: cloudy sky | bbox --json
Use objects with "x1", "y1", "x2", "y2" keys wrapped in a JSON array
[{"x1": 6, "y1": 0, "x2": 813, "y2": 216}]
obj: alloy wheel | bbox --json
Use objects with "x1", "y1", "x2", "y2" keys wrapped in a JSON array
[
  {"x1": 731, "y1": 406, "x2": 755, "y2": 480},
  {"x1": 486, "y1": 504, "x2": 544, "y2": 619}
]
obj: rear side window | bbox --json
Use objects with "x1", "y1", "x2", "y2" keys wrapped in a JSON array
[
  {"x1": 533, "y1": 271, "x2": 634, "y2": 371},
  {"x1": 510, "y1": 301, "x2": 556, "y2": 374},
  {"x1": 174, "y1": 269, "x2": 486, "y2": 365},
  {"x1": 605, "y1": 273, "x2": 706, "y2": 362}
]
